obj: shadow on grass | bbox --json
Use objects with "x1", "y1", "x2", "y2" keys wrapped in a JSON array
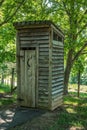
[{"x1": 49, "y1": 93, "x2": 87, "y2": 130}]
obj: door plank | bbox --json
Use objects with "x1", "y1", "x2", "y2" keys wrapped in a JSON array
[{"x1": 20, "y1": 50, "x2": 36, "y2": 107}]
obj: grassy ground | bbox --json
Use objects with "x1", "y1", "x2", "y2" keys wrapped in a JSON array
[
  {"x1": 0, "y1": 83, "x2": 11, "y2": 93},
  {"x1": 49, "y1": 92, "x2": 87, "y2": 130},
  {"x1": 68, "y1": 84, "x2": 87, "y2": 93},
  {"x1": 0, "y1": 84, "x2": 87, "y2": 130},
  {"x1": 0, "y1": 84, "x2": 17, "y2": 107},
  {"x1": 9, "y1": 92, "x2": 87, "y2": 130}
]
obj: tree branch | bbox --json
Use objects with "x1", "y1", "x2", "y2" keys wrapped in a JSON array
[
  {"x1": 72, "y1": 42, "x2": 87, "y2": 62},
  {"x1": 76, "y1": 23, "x2": 87, "y2": 36},
  {"x1": 0, "y1": 0, "x2": 26, "y2": 27},
  {"x1": 62, "y1": 1, "x2": 70, "y2": 16},
  {"x1": 78, "y1": 9, "x2": 87, "y2": 24}
]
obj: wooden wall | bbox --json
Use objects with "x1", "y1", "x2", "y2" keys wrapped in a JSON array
[
  {"x1": 51, "y1": 40, "x2": 64, "y2": 110},
  {"x1": 18, "y1": 26, "x2": 50, "y2": 108},
  {"x1": 15, "y1": 22, "x2": 64, "y2": 110}
]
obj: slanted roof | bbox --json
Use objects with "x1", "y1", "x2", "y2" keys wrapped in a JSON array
[{"x1": 13, "y1": 20, "x2": 64, "y2": 37}]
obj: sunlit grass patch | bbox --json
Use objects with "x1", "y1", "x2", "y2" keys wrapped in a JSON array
[
  {"x1": 64, "y1": 95, "x2": 79, "y2": 106},
  {"x1": 69, "y1": 91, "x2": 87, "y2": 98},
  {"x1": 68, "y1": 84, "x2": 87, "y2": 93},
  {"x1": 66, "y1": 107, "x2": 76, "y2": 114}
]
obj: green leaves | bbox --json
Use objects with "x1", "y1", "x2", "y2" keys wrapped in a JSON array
[
  {"x1": 0, "y1": 0, "x2": 26, "y2": 26},
  {"x1": 0, "y1": 23, "x2": 16, "y2": 63},
  {"x1": 0, "y1": 0, "x2": 87, "y2": 88}
]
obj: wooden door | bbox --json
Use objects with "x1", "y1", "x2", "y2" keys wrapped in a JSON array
[{"x1": 20, "y1": 50, "x2": 36, "y2": 107}]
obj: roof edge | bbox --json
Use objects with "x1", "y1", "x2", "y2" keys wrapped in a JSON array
[{"x1": 13, "y1": 20, "x2": 64, "y2": 36}]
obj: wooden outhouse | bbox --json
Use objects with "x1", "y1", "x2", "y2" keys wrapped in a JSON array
[{"x1": 14, "y1": 20, "x2": 64, "y2": 110}]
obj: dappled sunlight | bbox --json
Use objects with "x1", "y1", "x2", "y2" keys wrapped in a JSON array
[
  {"x1": 49, "y1": 93, "x2": 87, "y2": 130},
  {"x1": 0, "y1": 107, "x2": 45, "y2": 130},
  {"x1": 69, "y1": 84, "x2": 87, "y2": 94},
  {"x1": 66, "y1": 107, "x2": 76, "y2": 114},
  {"x1": 69, "y1": 126, "x2": 84, "y2": 130},
  {"x1": 0, "y1": 118, "x2": 6, "y2": 124},
  {"x1": 70, "y1": 120, "x2": 84, "y2": 128},
  {"x1": 64, "y1": 96, "x2": 79, "y2": 106},
  {"x1": 0, "y1": 109, "x2": 14, "y2": 130},
  {"x1": 81, "y1": 103, "x2": 87, "y2": 107},
  {"x1": 65, "y1": 94, "x2": 87, "y2": 129},
  {"x1": 64, "y1": 100, "x2": 78, "y2": 106},
  {"x1": 0, "y1": 90, "x2": 4, "y2": 93}
]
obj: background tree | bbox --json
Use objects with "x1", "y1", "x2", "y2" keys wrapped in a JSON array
[
  {"x1": 48, "y1": 0, "x2": 87, "y2": 94},
  {"x1": 0, "y1": 0, "x2": 87, "y2": 94},
  {"x1": 0, "y1": 0, "x2": 26, "y2": 26}
]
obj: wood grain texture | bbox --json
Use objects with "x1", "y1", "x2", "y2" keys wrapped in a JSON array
[
  {"x1": 15, "y1": 22, "x2": 64, "y2": 110},
  {"x1": 16, "y1": 32, "x2": 21, "y2": 103}
]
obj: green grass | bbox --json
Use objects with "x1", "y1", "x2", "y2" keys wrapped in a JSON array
[
  {"x1": 49, "y1": 92, "x2": 87, "y2": 130},
  {"x1": 0, "y1": 84, "x2": 11, "y2": 93},
  {"x1": 0, "y1": 83, "x2": 87, "y2": 129},
  {"x1": 0, "y1": 84, "x2": 17, "y2": 106},
  {"x1": 68, "y1": 84, "x2": 87, "y2": 93},
  {"x1": 70, "y1": 91, "x2": 87, "y2": 98}
]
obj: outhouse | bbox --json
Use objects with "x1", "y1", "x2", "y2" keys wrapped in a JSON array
[{"x1": 14, "y1": 20, "x2": 64, "y2": 110}]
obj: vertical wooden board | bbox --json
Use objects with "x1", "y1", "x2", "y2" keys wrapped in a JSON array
[
  {"x1": 24, "y1": 50, "x2": 28, "y2": 106},
  {"x1": 48, "y1": 27, "x2": 53, "y2": 108},
  {"x1": 20, "y1": 50, "x2": 25, "y2": 106},
  {"x1": 25, "y1": 50, "x2": 31, "y2": 107},
  {"x1": 24, "y1": 50, "x2": 36, "y2": 107},
  {"x1": 31, "y1": 51, "x2": 36, "y2": 107},
  {"x1": 36, "y1": 47, "x2": 39, "y2": 107},
  {"x1": 16, "y1": 32, "x2": 21, "y2": 100}
]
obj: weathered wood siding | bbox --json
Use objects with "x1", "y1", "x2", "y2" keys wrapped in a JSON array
[
  {"x1": 38, "y1": 44, "x2": 49, "y2": 108},
  {"x1": 18, "y1": 27, "x2": 50, "y2": 108},
  {"x1": 51, "y1": 40, "x2": 64, "y2": 110},
  {"x1": 14, "y1": 21, "x2": 64, "y2": 110}
]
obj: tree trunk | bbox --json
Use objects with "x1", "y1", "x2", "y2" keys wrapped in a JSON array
[
  {"x1": 11, "y1": 68, "x2": 14, "y2": 93},
  {"x1": 64, "y1": 49, "x2": 73, "y2": 94},
  {"x1": 1, "y1": 74, "x2": 4, "y2": 84},
  {"x1": 77, "y1": 70, "x2": 80, "y2": 97}
]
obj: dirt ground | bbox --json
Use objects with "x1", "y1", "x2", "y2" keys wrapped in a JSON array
[
  {"x1": 9, "y1": 107, "x2": 61, "y2": 130},
  {"x1": 0, "y1": 92, "x2": 86, "y2": 130},
  {"x1": 0, "y1": 93, "x2": 59, "y2": 130},
  {"x1": 0, "y1": 103, "x2": 85, "y2": 130},
  {"x1": 0, "y1": 102, "x2": 62, "y2": 130}
]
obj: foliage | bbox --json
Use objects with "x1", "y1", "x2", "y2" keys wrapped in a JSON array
[
  {"x1": 0, "y1": 23, "x2": 16, "y2": 79},
  {"x1": 0, "y1": 62, "x2": 16, "y2": 83},
  {"x1": 70, "y1": 57, "x2": 87, "y2": 85},
  {"x1": 0, "y1": 0, "x2": 87, "y2": 92},
  {"x1": 81, "y1": 65, "x2": 87, "y2": 85},
  {"x1": 0, "y1": 0, "x2": 25, "y2": 71},
  {"x1": 53, "y1": 0, "x2": 87, "y2": 93},
  {"x1": 0, "y1": 0, "x2": 26, "y2": 26}
]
